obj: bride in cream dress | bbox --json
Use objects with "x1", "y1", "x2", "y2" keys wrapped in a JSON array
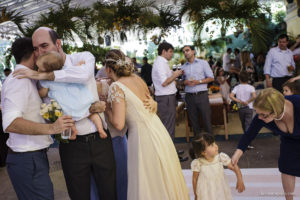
[{"x1": 104, "y1": 49, "x2": 189, "y2": 200}]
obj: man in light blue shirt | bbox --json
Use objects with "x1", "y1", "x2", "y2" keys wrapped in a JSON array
[
  {"x1": 264, "y1": 34, "x2": 295, "y2": 92},
  {"x1": 181, "y1": 45, "x2": 214, "y2": 135}
]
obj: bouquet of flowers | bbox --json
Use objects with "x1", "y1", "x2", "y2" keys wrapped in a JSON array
[{"x1": 40, "y1": 99, "x2": 68, "y2": 143}]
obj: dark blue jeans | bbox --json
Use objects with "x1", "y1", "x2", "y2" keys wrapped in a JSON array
[{"x1": 6, "y1": 150, "x2": 54, "y2": 200}]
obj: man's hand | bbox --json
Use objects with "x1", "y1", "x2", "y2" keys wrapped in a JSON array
[
  {"x1": 13, "y1": 68, "x2": 54, "y2": 80},
  {"x1": 89, "y1": 101, "x2": 106, "y2": 113},
  {"x1": 266, "y1": 79, "x2": 272, "y2": 88},
  {"x1": 143, "y1": 94, "x2": 157, "y2": 113},
  {"x1": 184, "y1": 80, "x2": 198, "y2": 86},
  {"x1": 173, "y1": 69, "x2": 183, "y2": 78},
  {"x1": 51, "y1": 115, "x2": 74, "y2": 134}
]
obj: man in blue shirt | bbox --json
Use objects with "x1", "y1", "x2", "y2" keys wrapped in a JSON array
[
  {"x1": 181, "y1": 45, "x2": 214, "y2": 136},
  {"x1": 264, "y1": 34, "x2": 295, "y2": 92}
]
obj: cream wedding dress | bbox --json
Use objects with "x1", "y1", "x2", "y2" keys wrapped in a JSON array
[{"x1": 108, "y1": 81, "x2": 189, "y2": 200}]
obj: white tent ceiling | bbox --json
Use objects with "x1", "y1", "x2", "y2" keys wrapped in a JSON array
[{"x1": 0, "y1": 0, "x2": 115, "y2": 37}]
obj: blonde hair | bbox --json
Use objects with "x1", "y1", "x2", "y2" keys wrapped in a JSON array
[
  {"x1": 105, "y1": 49, "x2": 134, "y2": 77},
  {"x1": 253, "y1": 88, "x2": 285, "y2": 117},
  {"x1": 36, "y1": 51, "x2": 64, "y2": 72},
  {"x1": 240, "y1": 51, "x2": 253, "y2": 69}
]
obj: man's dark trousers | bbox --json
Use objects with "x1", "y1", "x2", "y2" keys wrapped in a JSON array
[{"x1": 59, "y1": 130, "x2": 116, "y2": 200}]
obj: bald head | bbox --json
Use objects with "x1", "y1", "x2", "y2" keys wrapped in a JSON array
[{"x1": 32, "y1": 27, "x2": 62, "y2": 58}]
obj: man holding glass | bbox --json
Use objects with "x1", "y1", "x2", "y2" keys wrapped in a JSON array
[
  {"x1": 13, "y1": 27, "x2": 116, "y2": 200},
  {"x1": 264, "y1": 34, "x2": 295, "y2": 92},
  {"x1": 2, "y1": 37, "x2": 74, "y2": 200},
  {"x1": 181, "y1": 45, "x2": 214, "y2": 136}
]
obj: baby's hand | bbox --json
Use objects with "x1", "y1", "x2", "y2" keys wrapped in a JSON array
[
  {"x1": 77, "y1": 60, "x2": 85, "y2": 66},
  {"x1": 236, "y1": 180, "x2": 245, "y2": 193}
]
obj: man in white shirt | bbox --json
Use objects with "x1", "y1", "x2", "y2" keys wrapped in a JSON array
[
  {"x1": 222, "y1": 48, "x2": 232, "y2": 74},
  {"x1": 152, "y1": 42, "x2": 188, "y2": 162},
  {"x1": 13, "y1": 27, "x2": 116, "y2": 200},
  {"x1": 2, "y1": 37, "x2": 73, "y2": 200},
  {"x1": 264, "y1": 34, "x2": 295, "y2": 92}
]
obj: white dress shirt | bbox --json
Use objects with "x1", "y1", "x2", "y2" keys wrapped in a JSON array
[
  {"x1": 222, "y1": 53, "x2": 231, "y2": 72},
  {"x1": 54, "y1": 51, "x2": 107, "y2": 135},
  {"x1": 264, "y1": 47, "x2": 295, "y2": 77},
  {"x1": 231, "y1": 84, "x2": 255, "y2": 109},
  {"x1": 152, "y1": 56, "x2": 177, "y2": 96},
  {"x1": 1, "y1": 64, "x2": 53, "y2": 152}
]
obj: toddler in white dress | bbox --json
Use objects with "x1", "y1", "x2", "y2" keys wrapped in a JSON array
[
  {"x1": 190, "y1": 134, "x2": 245, "y2": 200},
  {"x1": 36, "y1": 51, "x2": 107, "y2": 139}
]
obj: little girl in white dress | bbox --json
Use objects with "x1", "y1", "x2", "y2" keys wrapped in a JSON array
[{"x1": 190, "y1": 134, "x2": 245, "y2": 200}]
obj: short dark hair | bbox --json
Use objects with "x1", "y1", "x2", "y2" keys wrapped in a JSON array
[
  {"x1": 227, "y1": 48, "x2": 232, "y2": 53},
  {"x1": 190, "y1": 133, "x2": 215, "y2": 159},
  {"x1": 182, "y1": 45, "x2": 195, "y2": 51},
  {"x1": 234, "y1": 48, "x2": 240, "y2": 54},
  {"x1": 157, "y1": 42, "x2": 174, "y2": 55},
  {"x1": 49, "y1": 29, "x2": 60, "y2": 44},
  {"x1": 239, "y1": 71, "x2": 249, "y2": 83},
  {"x1": 4, "y1": 68, "x2": 11, "y2": 72},
  {"x1": 11, "y1": 37, "x2": 34, "y2": 64},
  {"x1": 143, "y1": 57, "x2": 148, "y2": 61},
  {"x1": 278, "y1": 34, "x2": 289, "y2": 41}
]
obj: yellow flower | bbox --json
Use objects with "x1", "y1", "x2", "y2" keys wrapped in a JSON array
[
  {"x1": 43, "y1": 112, "x2": 50, "y2": 119},
  {"x1": 55, "y1": 110, "x2": 62, "y2": 117}
]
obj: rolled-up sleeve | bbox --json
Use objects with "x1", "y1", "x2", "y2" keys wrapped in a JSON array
[
  {"x1": 2, "y1": 79, "x2": 29, "y2": 131},
  {"x1": 54, "y1": 51, "x2": 95, "y2": 83}
]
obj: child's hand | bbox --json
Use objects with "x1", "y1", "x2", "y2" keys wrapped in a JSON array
[
  {"x1": 77, "y1": 60, "x2": 85, "y2": 66},
  {"x1": 236, "y1": 179, "x2": 245, "y2": 193}
]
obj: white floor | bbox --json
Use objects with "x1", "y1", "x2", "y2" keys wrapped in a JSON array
[{"x1": 182, "y1": 168, "x2": 300, "y2": 200}]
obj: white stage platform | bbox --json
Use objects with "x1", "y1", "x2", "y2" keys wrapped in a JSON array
[{"x1": 182, "y1": 168, "x2": 300, "y2": 200}]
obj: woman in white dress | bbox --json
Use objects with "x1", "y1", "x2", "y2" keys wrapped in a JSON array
[{"x1": 104, "y1": 49, "x2": 189, "y2": 200}]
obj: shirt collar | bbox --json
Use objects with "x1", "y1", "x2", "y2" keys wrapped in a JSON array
[
  {"x1": 15, "y1": 64, "x2": 30, "y2": 70},
  {"x1": 158, "y1": 55, "x2": 168, "y2": 63},
  {"x1": 276, "y1": 46, "x2": 290, "y2": 53},
  {"x1": 184, "y1": 58, "x2": 200, "y2": 65}
]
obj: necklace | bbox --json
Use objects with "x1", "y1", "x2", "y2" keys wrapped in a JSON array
[{"x1": 274, "y1": 104, "x2": 285, "y2": 121}]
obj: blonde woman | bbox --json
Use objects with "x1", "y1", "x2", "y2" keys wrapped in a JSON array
[
  {"x1": 104, "y1": 49, "x2": 189, "y2": 200},
  {"x1": 232, "y1": 88, "x2": 300, "y2": 200},
  {"x1": 240, "y1": 51, "x2": 255, "y2": 84}
]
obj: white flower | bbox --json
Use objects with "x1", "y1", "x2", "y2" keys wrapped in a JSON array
[
  {"x1": 47, "y1": 104, "x2": 53, "y2": 111},
  {"x1": 53, "y1": 102, "x2": 58, "y2": 108},
  {"x1": 40, "y1": 103, "x2": 47, "y2": 109},
  {"x1": 40, "y1": 107, "x2": 48, "y2": 115}
]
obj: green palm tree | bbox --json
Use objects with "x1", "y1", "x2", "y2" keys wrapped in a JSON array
[
  {"x1": 0, "y1": 7, "x2": 25, "y2": 35},
  {"x1": 26, "y1": 0, "x2": 91, "y2": 46}
]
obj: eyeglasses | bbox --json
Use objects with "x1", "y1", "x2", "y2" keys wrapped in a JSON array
[{"x1": 256, "y1": 112, "x2": 273, "y2": 119}]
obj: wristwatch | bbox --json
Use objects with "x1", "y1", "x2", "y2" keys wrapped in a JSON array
[{"x1": 199, "y1": 79, "x2": 202, "y2": 84}]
